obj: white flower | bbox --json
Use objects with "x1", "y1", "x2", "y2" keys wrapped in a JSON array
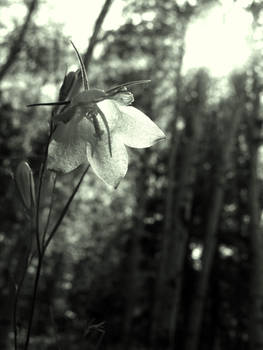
[
  {"x1": 27, "y1": 43, "x2": 166, "y2": 188},
  {"x1": 48, "y1": 89, "x2": 165, "y2": 188}
]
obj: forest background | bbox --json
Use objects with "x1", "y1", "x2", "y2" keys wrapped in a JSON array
[{"x1": 1, "y1": 0, "x2": 262, "y2": 349}]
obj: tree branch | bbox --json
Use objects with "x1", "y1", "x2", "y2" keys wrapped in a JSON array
[
  {"x1": 0, "y1": 0, "x2": 39, "y2": 82},
  {"x1": 83, "y1": 0, "x2": 114, "y2": 71}
]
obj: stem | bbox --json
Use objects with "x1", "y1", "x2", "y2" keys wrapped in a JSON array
[
  {"x1": 36, "y1": 128, "x2": 53, "y2": 254},
  {"x1": 22, "y1": 165, "x2": 89, "y2": 348},
  {"x1": 23, "y1": 254, "x2": 43, "y2": 350},
  {"x1": 42, "y1": 173, "x2": 57, "y2": 247},
  {"x1": 13, "y1": 252, "x2": 30, "y2": 350},
  {"x1": 43, "y1": 165, "x2": 90, "y2": 252},
  {"x1": 13, "y1": 220, "x2": 35, "y2": 350},
  {"x1": 22, "y1": 126, "x2": 54, "y2": 349}
]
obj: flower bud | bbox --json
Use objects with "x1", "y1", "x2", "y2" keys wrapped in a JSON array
[
  {"x1": 58, "y1": 69, "x2": 82, "y2": 102},
  {"x1": 15, "y1": 161, "x2": 36, "y2": 211},
  {"x1": 52, "y1": 70, "x2": 82, "y2": 118}
]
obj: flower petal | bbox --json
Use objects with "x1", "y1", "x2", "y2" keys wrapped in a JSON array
[
  {"x1": 97, "y1": 99, "x2": 121, "y2": 130},
  {"x1": 48, "y1": 118, "x2": 92, "y2": 173},
  {"x1": 116, "y1": 105, "x2": 166, "y2": 148},
  {"x1": 86, "y1": 134, "x2": 128, "y2": 188}
]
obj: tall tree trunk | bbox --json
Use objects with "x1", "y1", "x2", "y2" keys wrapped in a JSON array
[
  {"x1": 151, "y1": 57, "x2": 205, "y2": 350},
  {"x1": 150, "y1": 28, "x2": 185, "y2": 349},
  {"x1": 0, "y1": 0, "x2": 39, "y2": 82},
  {"x1": 185, "y1": 79, "x2": 244, "y2": 350},
  {"x1": 248, "y1": 67, "x2": 263, "y2": 350},
  {"x1": 166, "y1": 99, "x2": 203, "y2": 350},
  {"x1": 248, "y1": 141, "x2": 263, "y2": 350},
  {"x1": 83, "y1": 0, "x2": 114, "y2": 72},
  {"x1": 122, "y1": 152, "x2": 148, "y2": 349}
]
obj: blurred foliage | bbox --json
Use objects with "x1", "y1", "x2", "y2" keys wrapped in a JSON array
[{"x1": 1, "y1": 0, "x2": 263, "y2": 350}]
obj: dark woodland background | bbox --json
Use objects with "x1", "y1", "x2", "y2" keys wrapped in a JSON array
[{"x1": 1, "y1": 0, "x2": 263, "y2": 349}]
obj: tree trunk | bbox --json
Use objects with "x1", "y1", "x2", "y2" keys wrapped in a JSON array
[
  {"x1": 248, "y1": 141, "x2": 263, "y2": 350},
  {"x1": 248, "y1": 67, "x2": 263, "y2": 350},
  {"x1": 166, "y1": 103, "x2": 203, "y2": 350},
  {"x1": 83, "y1": 0, "x2": 114, "y2": 72},
  {"x1": 185, "y1": 80, "x2": 244, "y2": 350},
  {"x1": 122, "y1": 151, "x2": 148, "y2": 349},
  {"x1": 150, "y1": 31, "x2": 185, "y2": 350},
  {"x1": 151, "y1": 68, "x2": 204, "y2": 350},
  {"x1": 0, "y1": 0, "x2": 39, "y2": 82}
]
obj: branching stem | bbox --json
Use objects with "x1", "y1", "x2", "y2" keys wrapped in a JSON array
[
  {"x1": 23, "y1": 165, "x2": 89, "y2": 349},
  {"x1": 23, "y1": 254, "x2": 43, "y2": 350},
  {"x1": 43, "y1": 165, "x2": 90, "y2": 253}
]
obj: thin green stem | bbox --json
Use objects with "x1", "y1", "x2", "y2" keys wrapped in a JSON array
[
  {"x1": 23, "y1": 254, "x2": 43, "y2": 350},
  {"x1": 13, "y1": 250, "x2": 30, "y2": 350},
  {"x1": 42, "y1": 173, "x2": 57, "y2": 248},
  {"x1": 23, "y1": 126, "x2": 54, "y2": 349},
  {"x1": 13, "y1": 219, "x2": 35, "y2": 350},
  {"x1": 22, "y1": 133, "x2": 88, "y2": 349},
  {"x1": 35, "y1": 128, "x2": 54, "y2": 254},
  {"x1": 43, "y1": 165, "x2": 90, "y2": 253}
]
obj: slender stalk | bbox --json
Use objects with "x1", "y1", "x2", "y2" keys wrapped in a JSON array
[
  {"x1": 13, "y1": 219, "x2": 35, "y2": 350},
  {"x1": 22, "y1": 165, "x2": 89, "y2": 349},
  {"x1": 43, "y1": 165, "x2": 90, "y2": 252},
  {"x1": 23, "y1": 126, "x2": 53, "y2": 348},
  {"x1": 42, "y1": 173, "x2": 57, "y2": 248},
  {"x1": 23, "y1": 254, "x2": 43, "y2": 350},
  {"x1": 0, "y1": 0, "x2": 39, "y2": 81},
  {"x1": 35, "y1": 128, "x2": 53, "y2": 254},
  {"x1": 13, "y1": 250, "x2": 30, "y2": 350},
  {"x1": 83, "y1": 0, "x2": 114, "y2": 70}
]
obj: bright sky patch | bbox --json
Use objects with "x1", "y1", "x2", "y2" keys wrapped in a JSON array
[{"x1": 183, "y1": 2, "x2": 252, "y2": 77}]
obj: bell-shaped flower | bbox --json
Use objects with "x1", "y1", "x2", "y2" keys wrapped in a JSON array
[
  {"x1": 48, "y1": 90, "x2": 165, "y2": 188},
  {"x1": 27, "y1": 42, "x2": 166, "y2": 188}
]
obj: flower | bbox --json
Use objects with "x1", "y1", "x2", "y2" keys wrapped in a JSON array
[
  {"x1": 27, "y1": 42, "x2": 166, "y2": 188},
  {"x1": 48, "y1": 87, "x2": 166, "y2": 188}
]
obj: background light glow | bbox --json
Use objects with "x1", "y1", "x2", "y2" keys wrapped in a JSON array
[{"x1": 183, "y1": 3, "x2": 253, "y2": 77}]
